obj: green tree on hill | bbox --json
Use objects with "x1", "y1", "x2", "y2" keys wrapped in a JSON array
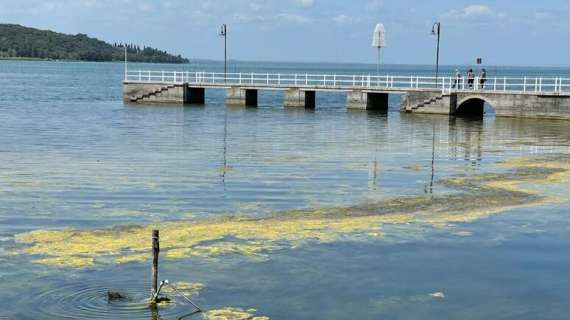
[{"x1": 0, "y1": 24, "x2": 189, "y2": 63}]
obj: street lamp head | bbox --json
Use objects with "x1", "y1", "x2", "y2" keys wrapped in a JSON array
[
  {"x1": 219, "y1": 24, "x2": 227, "y2": 36},
  {"x1": 431, "y1": 22, "x2": 440, "y2": 35}
]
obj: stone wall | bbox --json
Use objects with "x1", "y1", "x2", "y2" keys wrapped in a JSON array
[
  {"x1": 123, "y1": 82, "x2": 186, "y2": 103},
  {"x1": 400, "y1": 91, "x2": 456, "y2": 115},
  {"x1": 456, "y1": 92, "x2": 570, "y2": 119}
]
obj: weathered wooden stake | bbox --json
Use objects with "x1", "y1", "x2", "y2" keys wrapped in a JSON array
[{"x1": 151, "y1": 229, "x2": 160, "y2": 302}]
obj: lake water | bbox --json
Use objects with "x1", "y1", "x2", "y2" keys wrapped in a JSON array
[{"x1": 1, "y1": 60, "x2": 570, "y2": 319}]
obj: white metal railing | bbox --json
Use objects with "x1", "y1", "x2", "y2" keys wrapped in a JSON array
[{"x1": 125, "y1": 70, "x2": 570, "y2": 94}]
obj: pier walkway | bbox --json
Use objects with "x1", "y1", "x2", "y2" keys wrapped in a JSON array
[{"x1": 123, "y1": 71, "x2": 570, "y2": 119}]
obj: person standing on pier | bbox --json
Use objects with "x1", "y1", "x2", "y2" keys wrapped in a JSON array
[
  {"x1": 467, "y1": 69, "x2": 475, "y2": 89},
  {"x1": 479, "y1": 68, "x2": 487, "y2": 89},
  {"x1": 453, "y1": 69, "x2": 462, "y2": 89}
]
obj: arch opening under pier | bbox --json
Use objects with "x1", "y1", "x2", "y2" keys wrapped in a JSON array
[{"x1": 455, "y1": 96, "x2": 495, "y2": 118}]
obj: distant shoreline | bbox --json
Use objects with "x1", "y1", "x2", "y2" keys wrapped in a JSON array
[
  {"x1": 0, "y1": 57, "x2": 50, "y2": 61},
  {"x1": 0, "y1": 57, "x2": 190, "y2": 64},
  {"x1": 1, "y1": 58, "x2": 568, "y2": 70}
]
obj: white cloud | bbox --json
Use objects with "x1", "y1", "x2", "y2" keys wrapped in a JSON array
[
  {"x1": 233, "y1": 13, "x2": 265, "y2": 24},
  {"x1": 367, "y1": 0, "x2": 383, "y2": 11},
  {"x1": 162, "y1": 1, "x2": 175, "y2": 9},
  {"x1": 294, "y1": 0, "x2": 314, "y2": 8},
  {"x1": 332, "y1": 15, "x2": 353, "y2": 26},
  {"x1": 535, "y1": 12, "x2": 552, "y2": 20},
  {"x1": 137, "y1": 2, "x2": 152, "y2": 12},
  {"x1": 249, "y1": 2, "x2": 261, "y2": 11},
  {"x1": 80, "y1": 0, "x2": 98, "y2": 8},
  {"x1": 463, "y1": 4, "x2": 492, "y2": 17},
  {"x1": 441, "y1": 4, "x2": 503, "y2": 20},
  {"x1": 277, "y1": 13, "x2": 311, "y2": 25}
]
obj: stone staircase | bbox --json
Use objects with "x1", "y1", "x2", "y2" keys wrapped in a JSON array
[
  {"x1": 129, "y1": 84, "x2": 177, "y2": 102},
  {"x1": 405, "y1": 94, "x2": 446, "y2": 112}
]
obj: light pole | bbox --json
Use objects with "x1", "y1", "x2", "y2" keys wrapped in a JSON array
[
  {"x1": 124, "y1": 45, "x2": 128, "y2": 80},
  {"x1": 372, "y1": 23, "x2": 386, "y2": 75},
  {"x1": 219, "y1": 24, "x2": 227, "y2": 82},
  {"x1": 431, "y1": 22, "x2": 441, "y2": 87}
]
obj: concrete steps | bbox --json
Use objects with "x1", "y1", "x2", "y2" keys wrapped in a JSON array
[
  {"x1": 405, "y1": 94, "x2": 445, "y2": 112},
  {"x1": 130, "y1": 85, "x2": 177, "y2": 102}
]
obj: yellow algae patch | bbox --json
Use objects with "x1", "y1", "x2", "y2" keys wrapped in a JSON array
[
  {"x1": 16, "y1": 213, "x2": 409, "y2": 268},
  {"x1": 422, "y1": 201, "x2": 551, "y2": 227},
  {"x1": 166, "y1": 242, "x2": 284, "y2": 259},
  {"x1": 34, "y1": 256, "x2": 95, "y2": 268},
  {"x1": 403, "y1": 164, "x2": 424, "y2": 172},
  {"x1": 114, "y1": 254, "x2": 148, "y2": 264},
  {"x1": 502, "y1": 158, "x2": 570, "y2": 184},
  {"x1": 146, "y1": 182, "x2": 160, "y2": 189},
  {"x1": 14, "y1": 154, "x2": 570, "y2": 269},
  {"x1": 214, "y1": 166, "x2": 235, "y2": 175},
  {"x1": 203, "y1": 307, "x2": 269, "y2": 320},
  {"x1": 162, "y1": 282, "x2": 204, "y2": 297}
]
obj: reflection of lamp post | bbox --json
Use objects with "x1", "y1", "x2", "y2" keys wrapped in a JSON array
[
  {"x1": 429, "y1": 122, "x2": 436, "y2": 195},
  {"x1": 219, "y1": 24, "x2": 227, "y2": 82},
  {"x1": 425, "y1": 121, "x2": 436, "y2": 195},
  {"x1": 221, "y1": 109, "x2": 228, "y2": 186},
  {"x1": 431, "y1": 22, "x2": 441, "y2": 86}
]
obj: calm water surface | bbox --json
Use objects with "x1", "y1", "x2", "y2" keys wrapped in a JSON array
[{"x1": 1, "y1": 61, "x2": 570, "y2": 319}]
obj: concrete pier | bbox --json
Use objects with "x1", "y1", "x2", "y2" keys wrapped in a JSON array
[
  {"x1": 284, "y1": 89, "x2": 315, "y2": 108},
  {"x1": 347, "y1": 90, "x2": 389, "y2": 110},
  {"x1": 124, "y1": 70, "x2": 570, "y2": 120},
  {"x1": 225, "y1": 87, "x2": 258, "y2": 106}
]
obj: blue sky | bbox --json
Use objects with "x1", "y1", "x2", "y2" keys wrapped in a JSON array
[{"x1": 1, "y1": 0, "x2": 568, "y2": 66}]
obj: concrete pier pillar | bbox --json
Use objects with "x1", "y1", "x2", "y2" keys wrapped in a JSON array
[
  {"x1": 225, "y1": 87, "x2": 258, "y2": 107},
  {"x1": 186, "y1": 87, "x2": 205, "y2": 104},
  {"x1": 284, "y1": 89, "x2": 315, "y2": 108},
  {"x1": 347, "y1": 90, "x2": 389, "y2": 110}
]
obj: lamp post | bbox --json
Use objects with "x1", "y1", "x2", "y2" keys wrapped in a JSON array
[
  {"x1": 372, "y1": 23, "x2": 386, "y2": 75},
  {"x1": 431, "y1": 22, "x2": 441, "y2": 87},
  {"x1": 219, "y1": 24, "x2": 227, "y2": 83},
  {"x1": 124, "y1": 45, "x2": 127, "y2": 80}
]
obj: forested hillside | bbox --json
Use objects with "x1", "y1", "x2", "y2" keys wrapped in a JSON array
[{"x1": 0, "y1": 24, "x2": 189, "y2": 63}]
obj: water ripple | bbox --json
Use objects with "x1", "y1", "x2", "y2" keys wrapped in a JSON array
[{"x1": 24, "y1": 280, "x2": 198, "y2": 320}]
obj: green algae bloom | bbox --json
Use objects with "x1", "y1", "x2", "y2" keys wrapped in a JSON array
[{"x1": 14, "y1": 155, "x2": 570, "y2": 269}]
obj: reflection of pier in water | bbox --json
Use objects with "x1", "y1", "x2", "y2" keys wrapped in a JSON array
[
  {"x1": 400, "y1": 114, "x2": 570, "y2": 195},
  {"x1": 175, "y1": 105, "x2": 570, "y2": 200},
  {"x1": 448, "y1": 117, "x2": 484, "y2": 166}
]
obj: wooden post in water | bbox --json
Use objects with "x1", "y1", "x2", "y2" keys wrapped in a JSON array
[{"x1": 151, "y1": 229, "x2": 160, "y2": 302}]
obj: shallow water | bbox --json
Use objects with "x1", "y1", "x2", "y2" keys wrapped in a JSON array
[{"x1": 1, "y1": 60, "x2": 570, "y2": 319}]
